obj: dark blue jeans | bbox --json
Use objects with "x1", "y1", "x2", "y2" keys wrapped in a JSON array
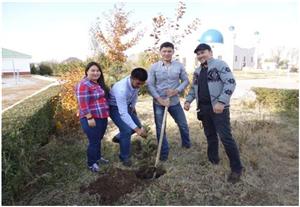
[
  {"x1": 153, "y1": 102, "x2": 191, "y2": 158},
  {"x1": 109, "y1": 105, "x2": 142, "y2": 161},
  {"x1": 80, "y1": 117, "x2": 108, "y2": 167},
  {"x1": 200, "y1": 106, "x2": 243, "y2": 173}
]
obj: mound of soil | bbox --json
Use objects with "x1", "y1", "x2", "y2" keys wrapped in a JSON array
[
  {"x1": 136, "y1": 166, "x2": 166, "y2": 179},
  {"x1": 80, "y1": 168, "x2": 144, "y2": 204}
]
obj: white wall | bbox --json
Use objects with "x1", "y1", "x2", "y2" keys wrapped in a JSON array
[
  {"x1": 233, "y1": 46, "x2": 255, "y2": 70},
  {"x1": 2, "y1": 58, "x2": 31, "y2": 73}
]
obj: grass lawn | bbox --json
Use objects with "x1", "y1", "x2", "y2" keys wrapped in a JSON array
[{"x1": 12, "y1": 96, "x2": 299, "y2": 206}]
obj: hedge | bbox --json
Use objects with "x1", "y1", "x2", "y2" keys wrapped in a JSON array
[
  {"x1": 251, "y1": 87, "x2": 299, "y2": 113},
  {"x1": 2, "y1": 86, "x2": 59, "y2": 205}
]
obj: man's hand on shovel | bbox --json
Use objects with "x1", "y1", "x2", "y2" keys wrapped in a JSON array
[
  {"x1": 165, "y1": 89, "x2": 179, "y2": 97},
  {"x1": 156, "y1": 97, "x2": 170, "y2": 107}
]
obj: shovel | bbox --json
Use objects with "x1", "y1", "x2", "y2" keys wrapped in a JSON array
[{"x1": 152, "y1": 105, "x2": 168, "y2": 179}]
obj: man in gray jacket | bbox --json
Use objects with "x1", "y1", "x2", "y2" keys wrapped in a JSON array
[
  {"x1": 147, "y1": 42, "x2": 191, "y2": 161},
  {"x1": 184, "y1": 43, "x2": 243, "y2": 183}
]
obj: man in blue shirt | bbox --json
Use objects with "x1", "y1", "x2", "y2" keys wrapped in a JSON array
[
  {"x1": 109, "y1": 68, "x2": 148, "y2": 167},
  {"x1": 147, "y1": 42, "x2": 191, "y2": 161}
]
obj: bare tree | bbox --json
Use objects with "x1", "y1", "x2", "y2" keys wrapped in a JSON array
[
  {"x1": 146, "y1": 1, "x2": 201, "y2": 62},
  {"x1": 271, "y1": 46, "x2": 288, "y2": 69},
  {"x1": 287, "y1": 48, "x2": 299, "y2": 68}
]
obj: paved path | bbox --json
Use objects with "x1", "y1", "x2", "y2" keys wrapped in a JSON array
[
  {"x1": 2, "y1": 75, "x2": 59, "y2": 112},
  {"x1": 232, "y1": 77, "x2": 299, "y2": 100}
]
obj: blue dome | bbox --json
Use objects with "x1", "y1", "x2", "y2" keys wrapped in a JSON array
[{"x1": 199, "y1": 29, "x2": 224, "y2": 44}]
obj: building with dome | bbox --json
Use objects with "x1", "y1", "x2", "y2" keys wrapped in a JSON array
[
  {"x1": 180, "y1": 28, "x2": 257, "y2": 72},
  {"x1": 199, "y1": 29, "x2": 224, "y2": 44},
  {"x1": 199, "y1": 29, "x2": 256, "y2": 70}
]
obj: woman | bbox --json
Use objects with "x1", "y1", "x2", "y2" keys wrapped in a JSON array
[{"x1": 75, "y1": 62, "x2": 110, "y2": 172}]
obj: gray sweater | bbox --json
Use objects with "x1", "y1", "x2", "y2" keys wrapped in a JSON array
[
  {"x1": 147, "y1": 60, "x2": 190, "y2": 106},
  {"x1": 185, "y1": 58, "x2": 236, "y2": 108}
]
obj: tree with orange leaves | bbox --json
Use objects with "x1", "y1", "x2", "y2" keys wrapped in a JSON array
[{"x1": 90, "y1": 3, "x2": 144, "y2": 66}]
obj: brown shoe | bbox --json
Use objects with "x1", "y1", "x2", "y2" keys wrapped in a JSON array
[
  {"x1": 112, "y1": 135, "x2": 119, "y2": 143},
  {"x1": 121, "y1": 159, "x2": 132, "y2": 167},
  {"x1": 227, "y1": 170, "x2": 243, "y2": 184}
]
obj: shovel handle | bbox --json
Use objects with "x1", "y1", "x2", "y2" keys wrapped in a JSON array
[{"x1": 154, "y1": 105, "x2": 168, "y2": 169}]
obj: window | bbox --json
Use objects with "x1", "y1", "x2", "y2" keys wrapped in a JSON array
[
  {"x1": 251, "y1": 57, "x2": 253, "y2": 62},
  {"x1": 235, "y1": 56, "x2": 238, "y2": 62}
]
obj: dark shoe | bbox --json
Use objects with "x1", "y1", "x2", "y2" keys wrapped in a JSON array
[
  {"x1": 209, "y1": 159, "x2": 220, "y2": 165},
  {"x1": 112, "y1": 135, "x2": 120, "y2": 143},
  {"x1": 159, "y1": 156, "x2": 168, "y2": 162},
  {"x1": 121, "y1": 159, "x2": 132, "y2": 167},
  {"x1": 182, "y1": 144, "x2": 191, "y2": 149},
  {"x1": 227, "y1": 170, "x2": 243, "y2": 184}
]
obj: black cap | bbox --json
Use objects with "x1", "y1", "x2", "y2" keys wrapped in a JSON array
[{"x1": 194, "y1": 43, "x2": 212, "y2": 53}]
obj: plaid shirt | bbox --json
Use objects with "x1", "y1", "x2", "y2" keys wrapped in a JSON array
[{"x1": 75, "y1": 78, "x2": 109, "y2": 119}]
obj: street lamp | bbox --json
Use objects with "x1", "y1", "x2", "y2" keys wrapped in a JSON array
[
  {"x1": 254, "y1": 31, "x2": 260, "y2": 69},
  {"x1": 228, "y1": 25, "x2": 236, "y2": 70}
]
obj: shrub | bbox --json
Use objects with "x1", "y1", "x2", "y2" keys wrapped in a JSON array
[
  {"x1": 2, "y1": 86, "x2": 59, "y2": 205},
  {"x1": 52, "y1": 61, "x2": 85, "y2": 76},
  {"x1": 30, "y1": 63, "x2": 37, "y2": 74},
  {"x1": 251, "y1": 87, "x2": 299, "y2": 113},
  {"x1": 53, "y1": 67, "x2": 84, "y2": 133},
  {"x1": 136, "y1": 52, "x2": 159, "y2": 69},
  {"x1": 289, "y1": 66, "x2": 298, "y2": 73},
  {"x1": 39, "y1": 63, "x2": 53, "y2": 76}
]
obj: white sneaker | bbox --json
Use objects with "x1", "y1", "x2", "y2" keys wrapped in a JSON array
[
  {"x1": 99, "y1": 157, "x2": 109, "y2": 164},
  {"x1": 89, "y1": 163, "x2": 100, "y2": 172}
]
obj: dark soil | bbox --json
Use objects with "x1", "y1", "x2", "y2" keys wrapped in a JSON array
[
  {"x1": 80, "y1": 138, "x2": 167, "y2": 205},
  {"x1": 80, "y1": 165, "x2": 166, "y2": 204},
  {"x1": 135, "y1": 166, "x2": 166, "y2": 179},
  {"x1": 80, "y1": 168, "x2": 145, "y2": 205}
]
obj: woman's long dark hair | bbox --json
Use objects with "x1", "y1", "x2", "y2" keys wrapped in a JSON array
[{"x1": 85, "y1": 62, "x2": 109, "y2": 97}]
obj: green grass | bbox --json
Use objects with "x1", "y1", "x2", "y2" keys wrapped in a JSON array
[
  {"x1": 14, "y1": 131, "x2": 111, "y2": 205},
  {"x1": 8, "y1": 98, "x2": 299, "y2": 205},
  {"x1": 2, "y1": 86, "x2": 60, "y2": 205},
  {"x1": 116, "y1": 105, "x2": 298, "y2": 205}
]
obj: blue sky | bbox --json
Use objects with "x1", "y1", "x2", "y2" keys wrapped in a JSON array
[{"x1": 2, "y1": 0, "x2": 299, "y2": 62}]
